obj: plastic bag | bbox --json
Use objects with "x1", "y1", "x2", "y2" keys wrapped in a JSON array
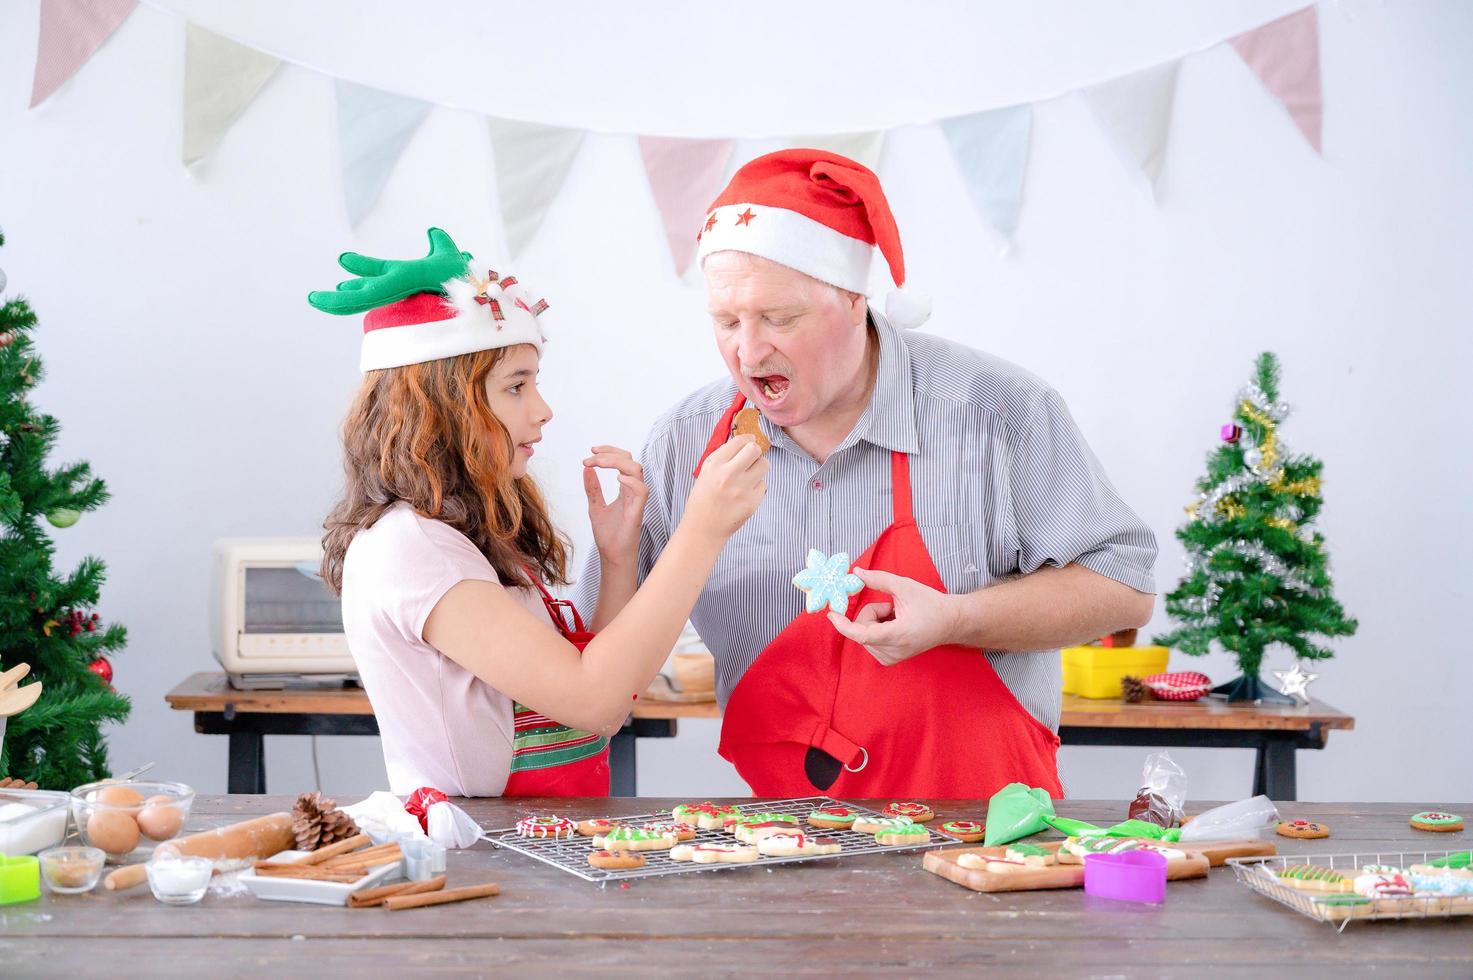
[
  {"x1": 1177, "y1": 795, "x2": 1280, "y2": 843},
  {"x1": 1128, "y1": 751, "x2": 1187, "y2": 828},
  {"x1": 983, "y1": 783, "x2": 1056, "y2": 846}
]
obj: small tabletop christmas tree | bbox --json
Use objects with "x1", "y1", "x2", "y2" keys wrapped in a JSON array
[
  {"x1": 0, "y1": 226, "x2": 130, "y2": 786},
  {"x1": 1154, "y1": 352, "x2": 1357, "y2": 702}
]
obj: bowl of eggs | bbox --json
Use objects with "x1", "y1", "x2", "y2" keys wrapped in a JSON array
[{"x1": 70, "y1": 780, "x2": 195, "y2": 859}]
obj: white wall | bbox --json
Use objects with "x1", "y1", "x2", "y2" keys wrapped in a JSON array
[{"x1": 2, "y1": 0, "x2": 1469, "y2": 806}]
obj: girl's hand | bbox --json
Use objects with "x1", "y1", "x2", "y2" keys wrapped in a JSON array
[
  {"x1": 583, "y1": 445, "x2": 649, "y2": 564},
  {"x1": 683, "y1": 436, "x2": 768, "y2": 540}
]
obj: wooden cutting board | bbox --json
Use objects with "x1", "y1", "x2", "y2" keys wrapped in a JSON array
[{"x1": 924, "y1": 840, "x2": 1212, "y2": 894}]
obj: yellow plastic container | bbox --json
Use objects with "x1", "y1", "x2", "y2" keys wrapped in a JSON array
[{"x1": 1061, "y1": 645, "x2": 1170, "y2": 699}]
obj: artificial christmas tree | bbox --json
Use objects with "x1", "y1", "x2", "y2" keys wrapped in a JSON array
[
  {"x1": 1155, "y1": 352, "x2": 1357, "y2": 702},
  {"x1": 0, "y1": 227, "x2": 130, "y2": 786}
]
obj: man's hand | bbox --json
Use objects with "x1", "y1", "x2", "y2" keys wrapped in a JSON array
[{"x1": 826, "y1": 568, "x2": 963, "y2": 666}]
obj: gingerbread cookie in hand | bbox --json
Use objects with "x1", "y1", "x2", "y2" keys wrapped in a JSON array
[{"x1": 731, "y1": 407, "x2": 771, "y2": 454}]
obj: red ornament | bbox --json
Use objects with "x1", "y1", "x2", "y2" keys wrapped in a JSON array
[{"x1": 88, "y1": 657, "x2": 113, "y2": 684}]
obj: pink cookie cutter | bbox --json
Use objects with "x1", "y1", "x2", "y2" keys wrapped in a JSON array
[{"x1": 1083, "y1": 849, "x2": 1167, "y2": 904}]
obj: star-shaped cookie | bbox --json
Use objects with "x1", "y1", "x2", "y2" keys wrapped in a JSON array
[{"x1": 792, "y1": 549, "x2": 864, "y2": 615}]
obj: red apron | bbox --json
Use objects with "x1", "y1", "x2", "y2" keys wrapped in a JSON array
[
  {"x1": 706, "y1": 392, "x2": 1063, "y2": 799},
  {"x1": 501, "y1": 579, "x2": 611, "y2": 797}
]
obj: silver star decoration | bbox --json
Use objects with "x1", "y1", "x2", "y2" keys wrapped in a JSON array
[
  {"x1": 792, "y1": 549, "x2": 864, "y2": 615},
  {"x1": 1272, "y1": 662, "x2": 1319, "y2": 704}
]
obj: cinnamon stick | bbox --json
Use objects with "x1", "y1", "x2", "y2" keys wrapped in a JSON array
[
  {"x1": 252, "y1": 863, "x2": 363, "y2": 882},
  {"x1": 384, "y1": 882, "x2": 499, "y2": 911},
  {"x1": 298, "y1": 833, "x2": 371, "y2": 865},
  {"x1": 348, "y1": 875, "x2": 447, "y2": 908},
  {"x1": 322, "y1": 852, "x2": 403, "y2": 875},
  {"x1": 321, "y1": 843, "x2": 399, "y2": 868}
]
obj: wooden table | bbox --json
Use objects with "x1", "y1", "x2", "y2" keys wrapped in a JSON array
[
  {"x1": 167, "y1": 674, "x2": 1352, "y2": 799},
  {"x1": 6, "y1": 797, "x2": 1468, "y2": 975}
]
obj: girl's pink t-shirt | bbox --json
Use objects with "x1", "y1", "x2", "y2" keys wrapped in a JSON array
[{"x1": 340, "y1": 502, "x2": 552, "y2": 796}]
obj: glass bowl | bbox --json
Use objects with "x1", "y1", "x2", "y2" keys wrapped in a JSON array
[
  {"x1": 39, "y1": 846, "x2": 106, "y2": 894},
  {"x1": 70, "y1": 780, "x2": 195, "y2": 859}
]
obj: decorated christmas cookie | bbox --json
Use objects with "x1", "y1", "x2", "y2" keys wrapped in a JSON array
[
  {"x1": 733, "y1": 813, "x2": 802, "y2": 843},
  {"x1": 939, "y1": 820, "x2": 985, "y2": 843},
  {"x1": 575, "y1": 818, "x2": 620, "y2": 837},
  {"x1": 807, "y1": 806, "x2": 858, "y2": 829},
  {"x1": 853, "y1": 814, "x2": 914, "y2": 835},
  {"x1": 872, "y1": 819, "x2": 930, "y2": 845},
  {"x1": 671, "y1": 802, "x2": 742, "y2": 831},
  {"x1": 1410, "y1": 811, "x2": 1464, "y2": 833},
  {"x1": 792, "y1": 549, "x2": 864, "y2": 615},
  {"x1": 669, "y1": 842, "x2": 760, "y2": 864},
  {"x1": 1058, "y1": 836, "x2": 1184, "y2": 864},
  {"x1": 884, "y1": 802, "x2": 935, "y2": 822},
  {"x1": 642, "y1": 821, "x2": 698, "y2": 842},
  {"x1": 1004, "y1": 843, "x2": 1056, "y2": 867},
  {"x1": 1275, "y1": 865, "x2": 1352, "y2": 892},
  {"x1": 588, "y1": 849, "x2": 645, "y2": 870},
  {"x1": 757, "y1": 831, "x2": 843, "y2": 857},
  {"x1": 593, "y1": 826, "x2": 677, "y2": 851},
  {"x1": 1353, "y1": 871, "x2": 1414, "y2": 898},
  {"x1": 1276, "y1": 819, "x2": 1331, "y2": 839},
  {"x1": 516, "y1": 815, "x2": 576, "y2": 839},
  {"x1": 730, "y1": 407, "x2": 771, "y2": 454}
]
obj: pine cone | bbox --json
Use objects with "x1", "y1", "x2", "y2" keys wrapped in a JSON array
[
  {"x1": 292, "y1": 791, "x2": 360, "y2": 851},
  {"x1": 1121, "y1": 675, "x2": 1149, "y2": 703}
]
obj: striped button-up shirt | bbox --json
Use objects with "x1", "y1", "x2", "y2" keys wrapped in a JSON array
[{"x1": 575, "y1": 313, "x2": 1157, "y2": 731}]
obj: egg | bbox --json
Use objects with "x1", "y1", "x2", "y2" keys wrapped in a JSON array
[
  {"x1": 95, "y1": 784, "x2": 144, "y2": 811},
  {"x1": 87, "y1": 809, "x2": 141, "y2": 854},
  {"x1": 137, "y1": 796, "x2": 184, "y2": 840}
]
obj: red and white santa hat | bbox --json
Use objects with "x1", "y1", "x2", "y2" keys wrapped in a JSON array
[
  {"x1": 358, "y1": 266, "x2": 549, "y2": 372},
  {"x1": 695, "y1": 149, "x2": 931, "y2": 329}
]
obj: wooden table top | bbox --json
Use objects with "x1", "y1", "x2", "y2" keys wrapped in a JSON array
[
  {"x1": 166, "y1": 672, "x2": 1355, "y2": 730},
  {"x1": 7, "y1": 797, "x2": 1465, "y2": 974}
]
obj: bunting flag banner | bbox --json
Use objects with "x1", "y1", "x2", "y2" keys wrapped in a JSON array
[
  {"x1": 30, "y1": 0, "x2": 137, "y2": 108},
  {"x1": 638, "y1": 136, "x2": 735, "y2": 276},
  {"x1": 182, "y1": 24, "x2": 281, "y2": 167},
  {"x1": 1231, "y1": 6, "x2": 1323, "y2": 152},
  {"x1": 335, "y1": 80, "x2": 434, "y2": 226},
  {"x1": 796, "y1": 131, "x2": 887, "y2": 172},
  {"x1": 1082, "y1": 60, "x2": 1182, "y2": 197},
  {"x1": 488, "y1": 118, "x2": 586, "y2": 258},
  {"x1": 940, "y1": 105, "x2": 1033, "y2": 240}
]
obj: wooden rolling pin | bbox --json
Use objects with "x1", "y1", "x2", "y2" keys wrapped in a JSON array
[{"x1": 104, "y1": 812, "x2": 295, "y2": 891}]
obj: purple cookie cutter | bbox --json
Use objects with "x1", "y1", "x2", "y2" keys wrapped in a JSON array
[{"x1": 1083, "y1": 850, "x2": 1167, "y2": 904}]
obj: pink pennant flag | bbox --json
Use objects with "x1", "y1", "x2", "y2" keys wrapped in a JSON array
[
  {"x1": 638, "y1": 136, "x2": 734, "y2": 276},
  {"x1": 30, "y1": 0, "x2": 138, "y2": 108},
  {"x1": 1231, "y1": 5, "x2": 1323, "y2": 153}
]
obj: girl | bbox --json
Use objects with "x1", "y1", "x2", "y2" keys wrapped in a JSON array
[{"x1": 310, "y1": 229, "x2": 766, "y2": 796}]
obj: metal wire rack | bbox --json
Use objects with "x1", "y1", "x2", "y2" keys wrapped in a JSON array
[
  {"x1": 1227, "y1": 849, "x2": 1473, "y2": 933},
  {"x1": 488, "y1": 796, "x2": 953, "y2": 883}
]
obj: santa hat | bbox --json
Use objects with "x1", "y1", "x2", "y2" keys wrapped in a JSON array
[
  {"x1": 307, "y1": 228, "x2": 550, "y2": 372},
  {"x1": 696, "y1": 149, "x2": 931, "y2": 329}
]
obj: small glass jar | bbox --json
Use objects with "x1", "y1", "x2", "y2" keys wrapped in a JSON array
[
  {"x1": 145, "y1": 845, "x2": 212, "y2": 905},
  {"x1": 39, "y1": 846, "x2": 106, "y2": 894}
]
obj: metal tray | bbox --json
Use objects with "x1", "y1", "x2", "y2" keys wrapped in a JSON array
[
  {"x1": 488, "y1": 796, "x2": 951, "y2": 883},
  {"x1": 1227, "y1": 849, "x2": 1473, "y2": 932}
]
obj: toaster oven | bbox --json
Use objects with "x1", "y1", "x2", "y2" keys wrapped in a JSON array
[{"x1": 210, "y1": 537, "x2": 356, "y2": 689}]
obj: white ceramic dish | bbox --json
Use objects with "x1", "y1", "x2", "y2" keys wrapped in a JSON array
[{"x1": 238, "y1": 849, "x2": 401, "y2": 905}]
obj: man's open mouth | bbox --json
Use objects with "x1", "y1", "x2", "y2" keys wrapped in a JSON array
[{"x1": 752, "y1": 374, "x2": 791, "y2": 404}]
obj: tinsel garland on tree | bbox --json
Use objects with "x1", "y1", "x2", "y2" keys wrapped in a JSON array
[
  {"x1": 1154, "y1": 352, "x2": 1357, "y2": 702},
  {"x1": 0, "y1": 226, "x2": 130, "y2": 786}
]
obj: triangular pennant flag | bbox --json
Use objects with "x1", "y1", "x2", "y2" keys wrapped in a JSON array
[
  {"x1": 182, "y1": 24, "x2": 281, "y2": 167},
  {"x1": 940, "y1": 105, "x2": 1032, "y2": 240},
  {"x1": 1082, "y1": 60, "x2": 1181, "y2": 196},
  {"x1": 30, "y1": 0, "x2": 137, "y2": 108},
  {"x1": 487, "y1": 118, "x2": 586, "y2": 258},
  {"x1": 1231, "y1": 6, "x2": 1323, "y2": 153},
  {"x1": 335, "y1": 81, "x2": 434, "y2": 226},
  {"x1": 794, "y1": 131, "x2": 886, "y2": 172},
  {"x1": 637, "y1": 137, "x2": 734, "y2": 276}
]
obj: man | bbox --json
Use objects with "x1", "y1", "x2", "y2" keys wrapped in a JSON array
[{"x1": 578, "y1": 149, "x2": 1156, "y2": 798}]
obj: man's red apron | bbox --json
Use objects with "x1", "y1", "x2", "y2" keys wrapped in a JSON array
[
  {"x1": 705, "y1": 392, "x2": 1063, "y2": 799},
  {"x1": 501, "y1": 579, "x2": 611, "y2": 797}
]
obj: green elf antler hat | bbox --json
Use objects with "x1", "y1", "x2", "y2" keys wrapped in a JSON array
[{"x1": 308, "y1": 227, "x2": 549, "y2": 372}]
